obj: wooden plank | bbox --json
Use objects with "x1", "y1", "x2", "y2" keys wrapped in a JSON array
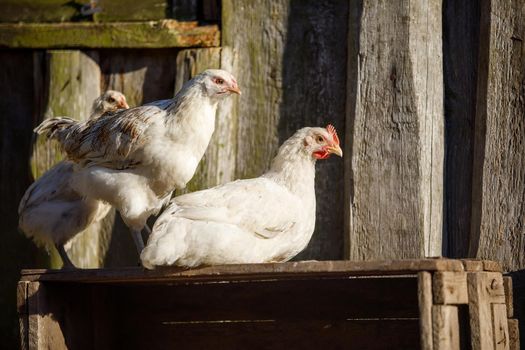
[
  {"x1": 461, "y1": 259, "x2": 484, "y2": 272},
  {"x1": 17, "y1": 282, "x2": 29, "y2": 350},
  {"x1": 26, "y1": 282, "x2": 68, "y2": 350},
  {"x1": 0, "y1": 20, "x2": 219, "y2": 49},
  {"x1": 174, "y1": 48, "x2": 237, "y2": 193},
  {"x1": 110, "y1": 277, "x2": 419, "y2": 321},
  {"x1": 432, "y1": 305, "x2": 460, "y2": 350},
  {"x1": 345, "y1": 0, "x2": 444, "y2": 259},
  {"x1": 484, "y1": 260, "x2": 503, "y2": 272},
  {"x1": 0, "y1": 0, "x2": 197, "y2": 23},
  {"x1": 30, "y1": 50, "x2": 106, "y2": 269},
  {"x1": 0, "y1": 0, "x2": 80, "y2": 23},
  {"x1": 468, "y1": 272, "x2": 507, "y2": 350},
  {"x1": 95, "y1": 0, "x2": 171, "y2": 22},
  {"x1": 20, "y1": 259, "x2": 465, "y2": 283},
  {"x1": 492, "y1": 303, "x2": 510, "y2": 350},
  {"x1": 0, "y1": 51, "x2": 43, "y2": 349},
  {"x1": 418, "y1": 272, "x2": 433, "y2": 350},
  {"x1": 504, "y1": 276, "x2": 514, "y2": 318},
  {"x1": 433, "y1": 272, "x2": 468, "y2": 305},
  {"x1": 442, "y1": 0, "x2": 481, "y2": 258},
  {"x1": 222, "y1": 0, "x2": 348, "y2": 260},
  {"x1": 507, "y1": 319, "x2": 520, "y2": 350},
  {"x1": 112, "y1": 318, "x2": 420, "y2": 350},
  {"x1": 470, "y1": 0, "x2": 525, "y2": 271}
]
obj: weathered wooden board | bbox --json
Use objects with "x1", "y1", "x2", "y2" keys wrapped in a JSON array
[
  {"x1": 433, "y1": 272, "x2": 468, "y2": 305},
  {"x1": 222, "y1": 0, "x2": 348, "y2": 260},
  {"x1": 19, "y1": 277, "x2": 419, "y2": 350},
  {"x1": 95, "y1": 0, "x2": 171, "y2": 22},
  {"x1": 432, "y1": 305, "x2": 460, "y2": 350},
  {"x1": 345, "y1": 0, "x2": 444, "y2": 259},
  {"x1": 29, "y1": 50, "x2": 107, "y2": 269},
  {"x1": 0, "y1": 0, "x2": 80, "y2": 23},
  {"x1": 470, "y1": 0, "x2": 525, "y2": 271},
  {"x1": 0, "y1": 0, "x2": 180, "y2": 23},
  {"x1": 0, "y1": 51, "x2": 42, "y2": 349},
  {"x1": 174, "y1": 47, "x2": 238, "y2": 193},
  {"x1": 442, "y1": 0, "x2": 481, "y2": 258},
  {"x1": 0, "y1": 20, "x2": 219, "y2": 49},
  {"x1": 418, "y1": 272, "x2": 434, "y2": 350},
  {"x1": 20, "y1": 259, "x2": 466, "y2": 283},
  {"x1": 468, "y1": 272, "x2": 508, "y2": 350}
]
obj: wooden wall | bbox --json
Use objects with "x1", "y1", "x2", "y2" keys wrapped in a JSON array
[{"x1": 3, "y1": 0, "x2": 525, "y2": 347}]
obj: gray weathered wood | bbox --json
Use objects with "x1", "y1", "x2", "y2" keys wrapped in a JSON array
[
  {"x1": 442, "y1": 0, "x2": 481, "y2": 258},
  {"x1": 20, "y1": 259, "x2": 466, "y2": 283},
  {"x1": 504, "y1": 276, "x2": 514, "y2": 318},
  {"x1": 17, "y1": 282, "x2": 29, "y2": 350},
  {"x1": 418, "y1": 272, "x2": 433, "y2": 350},
  {"x1": 468, "y1": 272, "x2": 508, "y2": 350},
  {"x1": 30, "y1": 50, "x2": 108, "y2": 268},
  {"x1": 508, "y1": 318, "x2": 520, "y2": 350},
  {"x1": 222, "y1": 0, "x2": 348, "y2": 260},
  {"x1": 470, "y1": 0, "x2": 525, "y2": 271},
  {"x1": 492, "y1": 303, "x2": 511, "y2": 350},
  {"x1": 345, "y1": 0, "x2": 444, "y2": 260},
  {"x1": 433, "y1": 272, "x2": 468, "y2": 305},
  {"x1": 432, "y1": 305, "x2": 460, "y2": 350}
]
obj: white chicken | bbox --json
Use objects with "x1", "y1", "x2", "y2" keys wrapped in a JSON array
[
  {"x1": 140, "y1": 125, "x2": 343, "y2": 269},
  {"x1": 34, "y1": 69, "x2": 240, "y2": 254},
  {"x1": 19, "y1": 91, "x2": 129, "y2": 268}
]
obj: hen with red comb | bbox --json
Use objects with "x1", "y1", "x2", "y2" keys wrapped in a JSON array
[{"x1": 141, "y1": 125, "x2": 343, "y2": 268}]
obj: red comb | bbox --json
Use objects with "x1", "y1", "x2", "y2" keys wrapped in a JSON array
[{"x1": 326, "y1": 124, "x2": 340, "y2": 145}]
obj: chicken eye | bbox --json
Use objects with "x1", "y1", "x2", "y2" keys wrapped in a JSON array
[
  {"x1": 107, "y1": 97, "x2": 116, "y2": 103},
  {"x1": 214, "y1": 78, "x2": 224, "y2": 85},
  {"x1": 316, "y1": 136, "x2": 324, "y2": 143}
]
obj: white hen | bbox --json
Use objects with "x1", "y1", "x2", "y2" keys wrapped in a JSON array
[
  {"x1": 34, "y1": 70, "x2": 240, "y2": 254},
  {"x1": 19, "y1": 91, "x2": 129, "y2": 268},
  {"x1": 141, "y1": 125, "x2": 343, "y2": 269}
]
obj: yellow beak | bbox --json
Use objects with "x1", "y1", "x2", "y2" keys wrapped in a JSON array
[
  {"x1": 327, "y1": 145, "x2": 343, "y2": 157},
  {"x1": 228, "y1": 85, "x2": 242, "y2": 95}
]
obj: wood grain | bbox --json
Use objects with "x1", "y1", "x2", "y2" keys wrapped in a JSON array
[
  {"x1": 442, "y1": 0, "x2": 481, "y2": 258},
  {"x1": 492, "y1": 303, "x2": 510, "y2": 350},
  {"x1": 433, "y1": 272, "x2": 468, "y2": 305},
  {"x1": 222, "y1": 0, "x2": 348, "y2": 260},
  {"x1": 21, "y1": 276, "x2": 419, "y2": 350},
  {"x1": 432, "y1": 305, "x2": 460, "y2": 350},
  {"x1": 30, "y1": 50, "x2": 107, "y2": 269},
  {"x1": 0, "y1": 20, "x2": 219, "y2": 49},
  {"x1": 20, "y1": 259, "x2": 466, "y2": 283},
  {"x1": 94, "y1": 0, "x2": 171, "y2": 22},
  {"x1": 508, "y1": 318, "x2": 520, "y2": 350},
  {"x1": 468, "y1": 272, "x2": 508, "y2": 350},
  {"x1": 345, "y1": 0, "x2": 444, "y2": 260},
  {"x1": 418, "y1": 272, "x2": 433, "y2": 350},
  {"x1": 470, "y1": 0, "x2": 525, "y2": 271}
]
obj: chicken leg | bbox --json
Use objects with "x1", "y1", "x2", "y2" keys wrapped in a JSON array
[
  {"x1": 131, "y1": 228, "x2": 145, "y2": 254},
  {"x1": 56, "y1": 244, "x2": 76, "y2": 269}
]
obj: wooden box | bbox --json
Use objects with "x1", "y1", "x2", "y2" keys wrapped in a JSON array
[{"x1": 18, "y1": 259, "x2": 518, "y2": 350}]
